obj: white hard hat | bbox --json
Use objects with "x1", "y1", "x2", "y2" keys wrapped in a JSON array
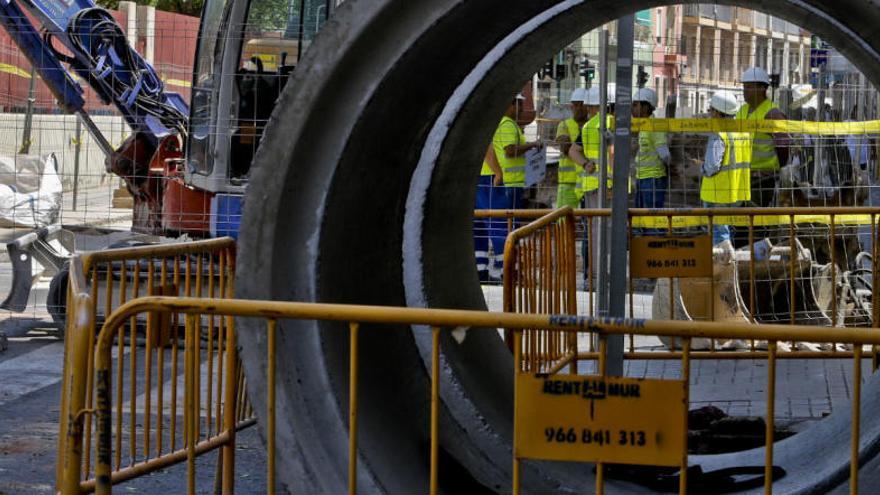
[
  {"x1": 709, "y1": 91, "x2": 739, "y2": 115},
  {"x1": 570, "y1": 88, "x2": 587, "y2": 103},
  {"x1": 741, "y1": 67, "x2": 770, "y2": 85},
  {"x1": 583, "y1": 87, "x2": 600, "y2": 106},
  {"x1": 633, "y1": 87, "x2": 658, "y2": 108}
]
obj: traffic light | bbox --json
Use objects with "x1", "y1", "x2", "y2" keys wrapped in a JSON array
[
  {"x1": 541, "y1": 59, "x2": 554, "y2": 80},
  {"x1": 553, "y1": 62, "x2": 567, "y2": 81},
  {"x1": 637, "y1": 65, "x2": 649, "y2": 89},
  {"x1": 579, "y1": 59, "x2": 595, "y2": 83}
]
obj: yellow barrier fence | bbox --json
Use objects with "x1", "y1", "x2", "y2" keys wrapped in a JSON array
[
  {"x1": 57, "y1": 296, "x2": 880, "y2": 493},
  {"x1": 503, "y1": 206, "x2": 577, "y2": 373},
  {"x1": 489, "y1": 206, "x2": 880, "y2": 360},
  {"x1": 57, "y1": 238, "x2": 252, "y2": 494}
]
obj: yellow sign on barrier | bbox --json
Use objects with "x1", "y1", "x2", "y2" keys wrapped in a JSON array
[
  {"x1": 515, "y1": 374, "x2": 685, "y2": 466},
  {"x1": 630, "y1": 234, "x2": 713, "y2": 278}
]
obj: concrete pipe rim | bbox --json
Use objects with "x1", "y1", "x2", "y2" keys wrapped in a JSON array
[{"x1": 238, "y1": 0, "x2": 880, "y2": 493}]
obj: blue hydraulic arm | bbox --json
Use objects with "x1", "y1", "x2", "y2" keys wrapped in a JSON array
[{"x1": 0, "y1": 0, "x2": 189, "y2": 156}]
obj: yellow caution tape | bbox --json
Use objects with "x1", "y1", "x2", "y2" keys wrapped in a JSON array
[
  {"x1": 538, "y1": 117, "x2": 880, "y2": 136},
  {"x1": 0, "y1": 63, "x2": 31, "y2": 79},
  {"x1": 631, "y1": 214, "x2": 877, "y2": 229},
  {"x1": 632, "y1": 118, "x2": 880, "y2": 135},
  {"x1": 162, "y1": 77, "x2": 192, "y2": 88}
]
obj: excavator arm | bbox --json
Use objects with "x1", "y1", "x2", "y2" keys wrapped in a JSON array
[
  {"x1": 0, "y1": 0, "x2": 190, "y2": 313},
  {"x1": 0, "y1": 0, "x2": 188, "y2": 151}
]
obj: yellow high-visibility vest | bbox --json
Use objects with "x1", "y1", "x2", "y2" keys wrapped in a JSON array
[
  {"x1": 557, "y1": 118, "x2": 581, "y2": 184},
  {"x1": 634, "y1": 123, "x2": 668, "y2": 179},
  {"x1": 735, "y1": 99, "x2": 781, "y2": 172},
  {"x1": 701, "y1": 132, "x2": 753, "y2": 204},
  {"x1": 491, "y1": 116, "x2": 526, "y2": 187},
  {"x1": 576, "y1": 114, "x2": 615, "y2": 195}
]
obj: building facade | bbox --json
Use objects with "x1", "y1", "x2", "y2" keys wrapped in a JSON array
[{"x1": 672, "y1": 5, "x2": 811, "y2": 116}]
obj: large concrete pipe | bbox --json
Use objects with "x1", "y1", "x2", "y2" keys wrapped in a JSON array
[{"x1": 236, "y1": 0, "x2": 880, "y2": 492}]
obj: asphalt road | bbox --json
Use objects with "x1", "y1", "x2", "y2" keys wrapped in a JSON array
[{"x1": 0, "y1": 246, "x2": 267, "y2": 494}]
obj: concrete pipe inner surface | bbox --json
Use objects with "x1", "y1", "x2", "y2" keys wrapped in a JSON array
[{"x1": 237, "y1": 0, "x2": 880, "y2": 492}]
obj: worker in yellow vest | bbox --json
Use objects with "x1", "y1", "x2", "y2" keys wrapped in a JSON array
[
  {"x1": 555, "y1": 88, "x2": 590, "y2": 208},
  {"x1": 568, "y1": 85, "x2": 615, "y2": 288},
  {"x1": 569, "y1": 87, "x2": 615, "y2": 209},
  {"x1": 702, "y1": 91, "x2": 753, "y2": 244},
  {"x1": 632, "y1": 88, "x2": 670, "y2": 210},
  {"x1": 736, "y1": 67, "x2": 791, "y2": 207},
  {"x1": 474, "y1": 93, "x2": 542, "y2": 281}
]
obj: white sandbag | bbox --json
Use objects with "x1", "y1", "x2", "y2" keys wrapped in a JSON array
[{"x1": 0, "y1": 154, "x2": 62, "y2": 228}]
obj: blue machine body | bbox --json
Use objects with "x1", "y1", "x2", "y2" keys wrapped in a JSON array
[{"x1": 210, "y1": 194, "x2": 244, "y2": 240}]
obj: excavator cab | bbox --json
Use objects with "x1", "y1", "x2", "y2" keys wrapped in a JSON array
[
  {"x1": 0, "y1": 0, "x2": 336, "y2": 313},
  {"x1": 186, "y1": 0, "x2": 329, "y2": 190}
]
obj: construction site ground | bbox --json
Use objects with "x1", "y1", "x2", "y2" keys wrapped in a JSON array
[{"x1": 0, "y1": 185, "x2": 871, "y2": 492}]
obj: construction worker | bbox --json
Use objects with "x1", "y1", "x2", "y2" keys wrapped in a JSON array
[
  {"x1": 736, "y1": 67, "x2": 791, "y2": 207},
  {"x1": 569, "y1": 86, "x2": 615, "y2": 287},
  {"x1": 701, "y1": 91, "x2": 752, "y2": 244},
  {"x1": 569, "y1": 87, "x2": 615, "y2": 208},
  {"x1": 632, "y1": 88, "x2": 670, "y2": 211},
  {"x1": 474, "y1": 94, "x2": 542, "y2": 281},
  {"x1": 555, "y1": 88, "x2": 590, "y2": 208}
]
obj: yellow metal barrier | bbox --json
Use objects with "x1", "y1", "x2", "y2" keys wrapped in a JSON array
[
  {"x1": 487, "y1": 206, "x2": 880, "y2": 359},
  {"x1": 503, "y1": 207, "x2": 577, "y2": 373},
  {"x1": 62, "y1": 296, "x2": 880, "y2": 493},
  {"x1": 57, "y1": 238, "x2": 251, "y2": 494}
]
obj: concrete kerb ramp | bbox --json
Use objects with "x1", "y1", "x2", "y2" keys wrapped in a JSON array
[{"x1": 237, "y1": 0, "x2": 880, "y2": 492}]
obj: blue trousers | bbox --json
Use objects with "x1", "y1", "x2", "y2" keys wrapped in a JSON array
[
  {"x1": 635, "y1": 177, "x2": 667, "y2": 209},
  {"x1": 474, "y1": 176, "x2": 523, "y2": 274},
  {"x1": 635, "y1": 177, "x2": 667, "y2": 235},
  {"x1": 703, "y1": 201, "x2": 740, "y2": 245}
]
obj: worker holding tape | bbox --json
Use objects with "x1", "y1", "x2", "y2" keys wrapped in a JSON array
[
  {"x1": 632, "y1": 88, "x2": 671, "y2": 210},
  {"x1": 702, "y1": 91, "x2": 752, "y2": 244},
  {"x1": 736, "y1": 67, "x2": 791, "y2": 207},
  {"x1": 570, "y1": 86, "x2": 615, "y2": 207},
  {"x1": 555, "y1": 88, "x2": 590, "y2": 208},
  {"x1": 569, "y1": 85, "x2": 615, "y2": 287}
]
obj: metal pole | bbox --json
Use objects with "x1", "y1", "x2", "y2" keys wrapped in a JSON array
[
  {"x1": 815, "y1": 64, "x2": 826, "y2": 189},
  {"x1": 73, "y1": 116, "x2": 82, "y2": 211},
  {"x1": 858, "y1": 72, "x2": 867, "y2": 121},
  {"x1": 19, "y1": 66, "x2": 36, "y2": 154},
  {"x1": 75, "y1": 110, "x2": 115, "y2": 162},
  {"x1": 597, "y1": 29, "x2": 610, "y2": 323},
  {"x1": 607, "y1": 15, "x2": 636, "y2": 376}
]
